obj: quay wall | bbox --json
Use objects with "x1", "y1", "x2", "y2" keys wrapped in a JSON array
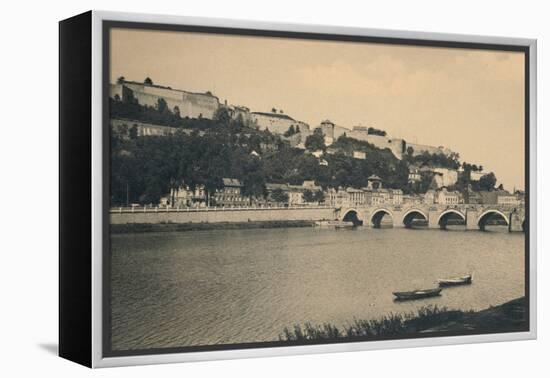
[{"x1": 110, "y1": 207, "x2": 336, "y2": 225}]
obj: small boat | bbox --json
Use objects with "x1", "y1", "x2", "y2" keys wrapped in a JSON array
[
  {"x1": 437, "y1": 274, "x2": 472, "y2": 287},
  {"x1": 393, "y1": 288, "x2": 442, "y2": 301}
]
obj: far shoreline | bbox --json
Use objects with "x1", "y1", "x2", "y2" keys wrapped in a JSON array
[{"x1": 110, "y1": 220, "x2": 316, "y2": 234}]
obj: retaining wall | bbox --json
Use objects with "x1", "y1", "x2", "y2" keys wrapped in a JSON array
[{"x1": 110, "y1": 207, "x2": 336, "y2": 225}]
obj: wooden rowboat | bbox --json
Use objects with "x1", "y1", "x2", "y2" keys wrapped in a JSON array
[
  {"x1": 392, "y1": 288, "x2": 442, "y2": 301},
  {"x1": 437, "y1": 274, "x2": 472, "y2": 287}
]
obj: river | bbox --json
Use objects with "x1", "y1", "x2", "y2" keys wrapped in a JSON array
[{"x1": 110, "y1": 226, "x2": 525, "y2": 351}]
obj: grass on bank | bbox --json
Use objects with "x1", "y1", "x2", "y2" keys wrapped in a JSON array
[
  {"x1": 280, "y1": 306, "x2": 467, "y2": 341},
  {"x1": 279, "y1": 297, "x2": 526, "y2": 341}
]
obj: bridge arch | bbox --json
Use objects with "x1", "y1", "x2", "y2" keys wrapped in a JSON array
[
  {"x1": 437, "y1": 209, "x2": 466, "y2": 229},
  {"x1": 477, "y1": 209, "x2": 509, "y2": 231},
  {"x1": 342, "y1": 208, "x2": 363, "y2": 226},
  {"x1": 370, "y1": 208, "x2": 394, "y2": 228},
  {"x1": 402, "y1": 209, "x2": 428, "y2": 228}
]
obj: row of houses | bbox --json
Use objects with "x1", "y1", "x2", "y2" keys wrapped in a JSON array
[{"x1": 161, "y1": 175, "x2": 523, "y2": 209}]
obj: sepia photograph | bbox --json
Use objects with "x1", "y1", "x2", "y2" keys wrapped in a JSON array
[{"x1": 105, "y1": 23, "x2": 529, "y2": 355}]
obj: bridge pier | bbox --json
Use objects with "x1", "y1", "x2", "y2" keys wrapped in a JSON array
[
  {"x1": 466, "y1": 209, "x2": 479, "y2": 231},
  {"x1": 428, "y1": 210, "x2": 440, "y2": 229},
  {"x1": 508, "y1": 211, "x2": 524, "y2": 232}
]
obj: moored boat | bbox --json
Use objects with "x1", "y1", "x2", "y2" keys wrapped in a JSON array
[
  {"x1": 392, "y1": 288, "x2": 442, "y2": 301},
  {"x1": 437, "y1": 274, "x2": 472, "y2": 287}
]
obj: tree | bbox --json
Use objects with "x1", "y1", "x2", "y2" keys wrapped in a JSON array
[
  {"x1": 284, "y1": 125, "x2": 296, "y2": 137},
  {"x1": 173, "y1": 106, "x2": 181, "y2": 119},
  {"x1": 313, "y1": 190, "x2": 325, "y2": 203},
  {"x1": 303, "y1": 189, "x2": 315, "y2": 203},
  {"x1": 305, "y1": 129, "x2": 325, "y2": 151},
  {"x1": 144, "y1": 77, "x2": 153, "y2": 85},
  {"x1": 116, "y1": 76, "x2": 125, "y2": 84},
  {"x1": 271, "y1": 188, "x2": 289, "y2": 203},
  {"x1": 367, "y1": 127, "x2": 387, "y2": 136},
  {"x1": 479, "y1": 172, "x2": 497, "y2": 191},
  {"x1": 213, "y1": 107, "x2": 232, "y2": 125},
  {"x1": 128, "y1": 125, "x2": 138, "y2": 139},
  {"x1": 242, "y1": 171, "x2": 266, "y2": 204},
  {"x1": 406, "y1": 146, "x2": 414, "y2": 156},
  {"x1": 156, "y1": 98, "x2": 168, "y2": 113},
  {"x1": 271, "y1": 107, "x2": 277, "y2": 113}
]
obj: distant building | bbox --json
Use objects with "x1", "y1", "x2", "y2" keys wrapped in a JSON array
[
  {"x1": 367, "y1": 175, "x2": 383, "y2": 190},
  {"x1": 353, "y1": 151, "x2": 366, "y2": 160},
  {"x1": 266, "y1": 180, "x2": 322, "y2": 205},
  {"x1": 436, "y1": 187, "x2": 462, "y2": 205},
  {"x1": 408, "y1": 165, "x2": 422, "y2": 184},
  {"x1": 319, "y1": 120, "x2": 336, "y2": 139},
  {"x1": 346, "y1": 188, "x2": 367, "y2": 206},
  {"x1": 465, "y1": 188, "x2": 483, "y2": 204},
  {"x1": 388, "y1": 189, "x2": 404, "y2": 205},
  {"x1": 479, "y1": 191, "x2": 497, "y2": 204},
  {"x1": 403, "y1": 193, "x2": 424, "y2": 205},
  {"x1": 326, "y1": 187, "x2": 350, "y2": 207},
  {"x1": 424, "y1": 189, "x2": 437, "y2": 205},
  {"x1": 497, "y1": 190, "x2": 520, "y2": 206},
  {"x1": 167, "y1": 184, "x2": 207, "y2": 207},
  {"x1": 214, "y1": 178, "x2": 248, "y2": 206}
]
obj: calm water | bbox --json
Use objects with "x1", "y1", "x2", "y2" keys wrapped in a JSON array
[{"x1": 110, "y1": 226, "x2": 525, "y2": 350}]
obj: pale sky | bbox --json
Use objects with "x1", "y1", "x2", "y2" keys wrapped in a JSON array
[{"x1": 110, "y1": 28, "x2": 526, "y2": 190}]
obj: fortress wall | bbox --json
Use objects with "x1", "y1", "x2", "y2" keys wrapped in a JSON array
[
  {"x1": 110, "y1": 84, "x2": 124, "y2": 99},
  {"x1": 333, "y1": 125, "x2": 349, "y2": 139},
  {"x1": 251, "y1": 114, "x2": 296, "y2": 134},
  {"x1": 110, "y1": 83, "x2": 220, "y2": 120},
  {"x1": 345, "y1": 132, "x2": 403, "y2": 159},
  {"x1": 131, "y1": 91, "x2": 198, "y2": 117},
  {"x1": 110, "y1": 208, "x2": 336, "y2": 225},
  {"x1": 407, "y1": 142, "x2": 452, "y2": 156},
  {"x1": 181, "y1": 92, "x2": 219, "y2": 119},
  {"x1": 141, "y1": 85, "x2": 185, "y2": 100}
]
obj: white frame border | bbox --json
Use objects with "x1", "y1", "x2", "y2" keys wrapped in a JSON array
[{"x1": 91, "y1": 10, "x2": 537, "y2": 368}]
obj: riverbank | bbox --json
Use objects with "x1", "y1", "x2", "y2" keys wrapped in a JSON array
[
  {"x1": 279, "y1": 297, "x2": 527, "y2": 341},
  {"x1": 111, "y1": 220, "x2": 315, "y2": 234}
]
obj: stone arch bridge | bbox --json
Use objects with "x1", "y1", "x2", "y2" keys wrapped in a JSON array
[{"x1": 335, "y1": 204, "x2": 526, "y2": 232}]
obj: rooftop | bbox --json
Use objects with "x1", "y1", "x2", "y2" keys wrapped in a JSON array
[{"x1": 222, "y1": 178, "x2": 243, "y2": 187}]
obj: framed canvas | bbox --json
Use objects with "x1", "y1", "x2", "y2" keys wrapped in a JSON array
[{"x1": 59, "y1": 10, "x2": 537, "y2": 368}]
